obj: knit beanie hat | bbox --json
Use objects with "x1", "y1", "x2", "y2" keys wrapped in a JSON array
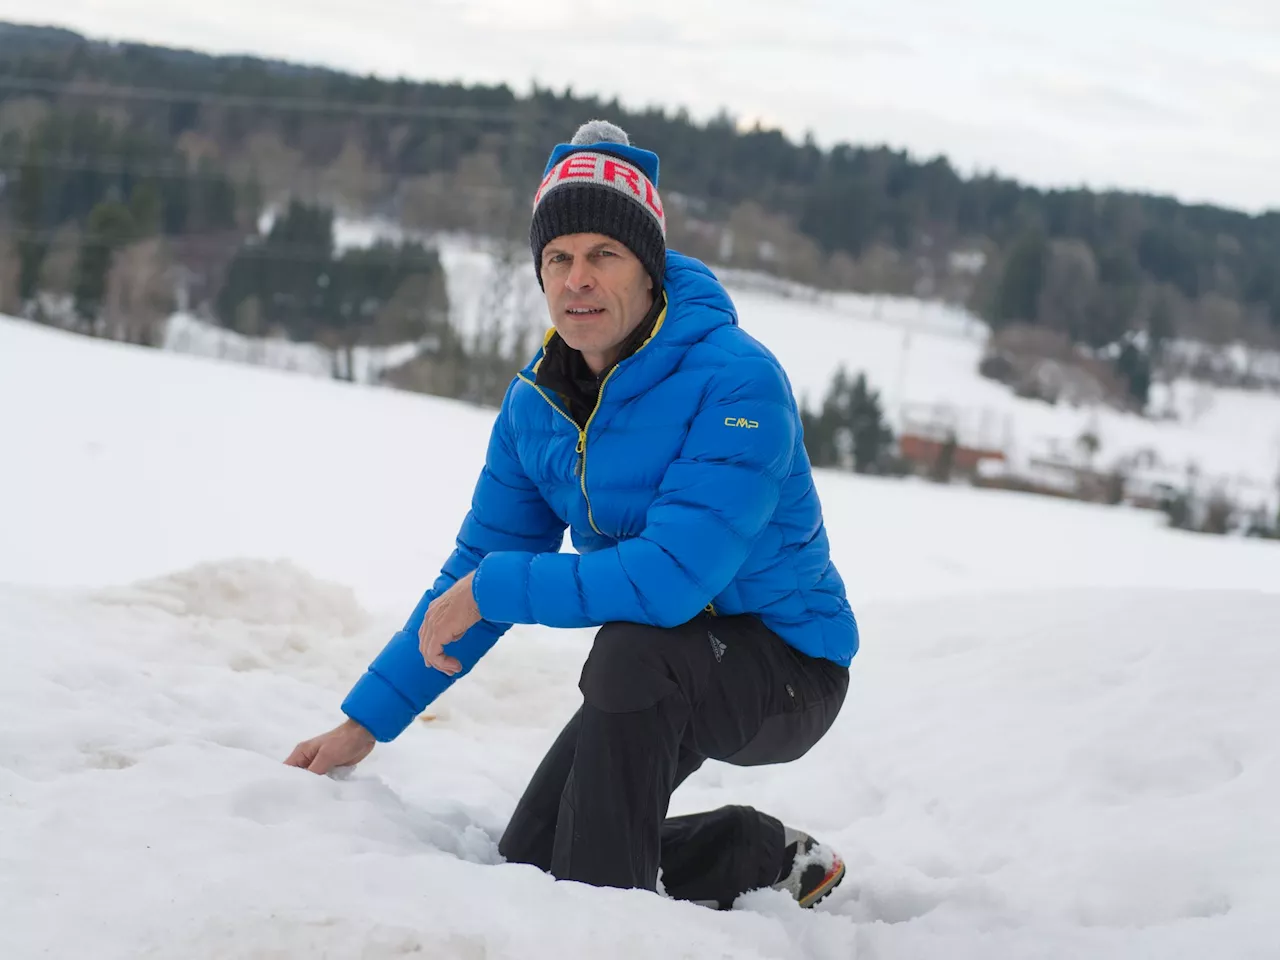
[{"x1": 530, "y1": 120, "x2": 666, "y2": 291}]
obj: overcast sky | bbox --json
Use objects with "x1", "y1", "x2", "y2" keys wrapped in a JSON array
[{"x1": 9, "y1": 0, "x2": 1279, "y2": 213}]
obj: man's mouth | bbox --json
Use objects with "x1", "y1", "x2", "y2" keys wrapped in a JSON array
[{"x1": 566, "y1": 306, "x2": 605, "y2": 317}]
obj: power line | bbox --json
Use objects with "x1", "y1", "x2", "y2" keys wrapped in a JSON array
[
  {"x1": 0, "y1": 152, "x2": 520, "y2": 197},
  {"x1": 0, "y1": 75, "x2": 540, "y2": 123},
  {"x1": 0, "y1": 223, "x2": 524, "y2": 267},
  {"x1": 4, "y1": 152, "x2": 230, "y2": 181}
]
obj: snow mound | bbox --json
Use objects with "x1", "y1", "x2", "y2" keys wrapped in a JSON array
[
  {"x1": 79, "y1": 559, "x2": 379, "y2": 688},
  {"x1": 97, "y1": 558, "x2": 371, "y2": 635}
]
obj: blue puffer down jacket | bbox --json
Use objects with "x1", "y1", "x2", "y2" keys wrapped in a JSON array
[{"x1": 342, "y1": 252, "x2": 858, "y2": 742}]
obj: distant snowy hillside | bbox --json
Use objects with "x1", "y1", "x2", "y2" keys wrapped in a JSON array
[{"x1": 70, "y1": 216, "x2": 1280, "y2": 512}]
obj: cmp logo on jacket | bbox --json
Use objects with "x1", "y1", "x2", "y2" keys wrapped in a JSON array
[{"x1": 723, "y1": 416, "x2": 760, "y2": 429}]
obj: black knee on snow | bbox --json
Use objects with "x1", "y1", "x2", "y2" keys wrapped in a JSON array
[{"x1": 580, "y1": 621, "x2": 688, "y2": 713}]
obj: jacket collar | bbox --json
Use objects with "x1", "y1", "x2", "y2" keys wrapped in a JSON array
[
  {"x1": 522, "y1": 251, "x2": 737, "y2": 406},
  {"x1": 535, "y1": 292, "x2": 665, "y2": 425}
]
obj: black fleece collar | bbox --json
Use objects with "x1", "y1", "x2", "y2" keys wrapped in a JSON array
[{"x1": 535, "y1": 291, "x2": 664, "y2": 428}]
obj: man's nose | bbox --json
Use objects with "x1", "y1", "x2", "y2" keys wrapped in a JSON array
[{"x1": 565, "y1": 258, "x2": 594, "y2": 290}]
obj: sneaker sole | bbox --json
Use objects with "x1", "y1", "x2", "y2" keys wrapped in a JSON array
[{"x1": 798, "y1": 857, "x2": 846, "y2": 909}]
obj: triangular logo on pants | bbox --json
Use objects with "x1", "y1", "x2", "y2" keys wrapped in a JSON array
[{"x1": 707, "y1": 631, "x2": 726, "y2": 662}]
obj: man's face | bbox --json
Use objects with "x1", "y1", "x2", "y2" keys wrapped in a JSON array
[{"x1": 541, "y1": 233, "x2": 655, "y2": 375}]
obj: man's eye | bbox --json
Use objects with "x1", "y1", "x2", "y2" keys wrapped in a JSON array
[
  {"x1": 549, "y1": 253, "x2": 567, "y2": 264},
  {"x1": 595, "y1": 249, "x2": 616, "y2": 258}
]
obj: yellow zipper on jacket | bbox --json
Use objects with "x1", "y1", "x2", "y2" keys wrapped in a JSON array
[
  {"x1": 516, "y1": 371, "x2": 612, "y2": 536},
  {"x1": 517, "y1": 297, "x2": 668, "y2": 539},
  {"x1": 576, "y1": 366, "x2": 620, "y2": 535}
]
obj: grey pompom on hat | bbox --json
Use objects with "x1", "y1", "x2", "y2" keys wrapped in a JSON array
[{"x1": 570, "y1": 119, "x2": 631, "y2": 146}]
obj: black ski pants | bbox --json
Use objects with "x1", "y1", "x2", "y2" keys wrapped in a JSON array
[{"x1": 497, "y1": 613, "x2": 849, "y2": 908}]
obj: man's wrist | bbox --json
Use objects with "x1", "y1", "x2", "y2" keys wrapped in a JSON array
[{"x1": 342, "y1": 717, "x2": 375, "y2": 741}]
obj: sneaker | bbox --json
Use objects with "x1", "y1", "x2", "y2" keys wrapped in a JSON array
[{"x1": 771, "y1": 826, "x2": 845, "y2": 908}]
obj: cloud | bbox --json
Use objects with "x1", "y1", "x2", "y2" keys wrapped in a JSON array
[
  {"x1": 8, "y1": 0, "x2": 1279, "y2": 211},
  {"x1": 990, "y1": 68, "x2": 1195, "y2": 128}
]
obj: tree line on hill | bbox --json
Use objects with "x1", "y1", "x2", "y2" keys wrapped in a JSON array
[{"x1": 0, "y1": 19, "x2": 1277, "y2": 359}]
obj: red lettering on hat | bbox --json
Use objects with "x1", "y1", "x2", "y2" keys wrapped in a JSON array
[
  {"x1": 559, "y1": 154, "x2": 599, "y2": 181},
  {"x1": 533, "y1": 167, "x2": 557, "y2": 206},
  {"x1": 602, "y1": 159, "x2": 642, "y2": 197},
  {"x1": 644, "y1": 178, "x2": 665, "y2": 221}
]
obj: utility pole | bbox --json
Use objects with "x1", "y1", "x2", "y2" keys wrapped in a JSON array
[{"x1": 894, "y1": 325, "x2": 911, "y2": 434}]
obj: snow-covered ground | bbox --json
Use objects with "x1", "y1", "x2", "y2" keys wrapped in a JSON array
[
  {"x1": 2, "y1": 315, "x2": 1280, "y2": 959},
  {"x1": 162, "y1": 311, "x2": 423, "y2": 383}
]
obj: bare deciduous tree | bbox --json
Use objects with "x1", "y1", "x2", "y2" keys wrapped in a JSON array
[
  {"x1": 399, "y1": 152, "x2": 517, "y2": 235},
  {"x1": 0, "y1": 235, "x2": 21, "y2": 316},
  {"x1": 103, "y1": 239, "x2": 175, "y2": 346},
  {"x1": 316, "y1": 135, "x2": 386, "y2": 213},
  {"x1": 0, "y1": 96, "x2": 50, "y2": 139},
  {"x1": 38, "y1": 224, "x2": 82, "y2": 298},
  {"x1": 368, "y1": 273, "x2": 447, "y2": 346},
  {"x1": 175, "y1": 129, "x2": 223, "y2": 167},
  {"x1": 230, "y1": 128, "x2": 306, "y2": 211},
  {"x1": 233, "y1": 295, "x2": 264, "y2": 338},
  {"x1": 1036, "y1": 239, "x2": 1099, "y2": 342},
  {"x1": 722, "y1": 201, "x2": 825, "y2": 286},
  {"x1": 826, "y1": 244, "x2": 915, "y2": 296},
  {"x1": 1194, "y1": 293, "x2": 1246, "y2": 345}
]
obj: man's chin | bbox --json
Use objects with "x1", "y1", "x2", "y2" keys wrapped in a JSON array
[{"x1": 553, "y1": 324, "x2": 597, "y2": 350}]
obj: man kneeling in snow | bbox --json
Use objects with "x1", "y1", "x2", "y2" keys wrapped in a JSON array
[{"x1": 287, "y1": 120, "x2": 858, "y2": 910}]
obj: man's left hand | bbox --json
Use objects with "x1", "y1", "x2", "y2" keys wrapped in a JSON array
[{"x1": 419, "y1": 571, "x2": 482, "y2": 676}]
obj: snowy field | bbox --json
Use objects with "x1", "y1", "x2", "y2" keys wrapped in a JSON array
[{"x1": 3, "y1": 316, "x2": 1280, "y2": 959}]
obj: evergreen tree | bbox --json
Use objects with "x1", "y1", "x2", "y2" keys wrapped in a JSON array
[
  {"x1": 799, "y1": 403, "x2": 826, "y2": 466},
  {"x1": 1146, "y1": 290, "x2": 1176, "y2": 363},
  {"x1": 9, "y1": 107, "x2": 237, "y2": 246},
  {"x1": 1115, "y1": 339, "x2": 1152, "y2": 409},
  {"x1": 1162, "y1": 490, "x2": 1191, "y2": 530},
  {"x1": 15, "y1": 147, "x2": 48, "y2": 302},
  {"x1": 74, "y1": 200, "x2": 137, "y2": 324},
  {"x1": 217, "y1": 200, "x2": 333, "y2": 339},
  {"x1": 801, "y1": 366, "x2": 893, "y2": 474},
  {"x1": 185, "y1": 158, "x2": 237, "y2": 232},
  {"x1": 325, "y1": 241, "x2": 448, "y2": 344},
  {"x1": 215, "y1": 201, "x2": 447, "y2": 348},
  {"x1": 848, "y1": 372, "x2": 894, "y2": 473},
  {"x1": 989, "y1": 229, "x2": 1047, "y2": 328},
  {"x1": 129, "y1": 182, "x2": 164, "y2": 238}
]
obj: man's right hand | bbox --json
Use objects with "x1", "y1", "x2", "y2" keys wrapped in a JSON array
[{"x1": 284, "y1": 718, "x2": 376, "y2": 775}]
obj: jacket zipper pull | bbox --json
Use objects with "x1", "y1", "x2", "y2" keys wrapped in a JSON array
[{"x1": 575, "y1": 433, "x2": 585, "y2": 477}]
